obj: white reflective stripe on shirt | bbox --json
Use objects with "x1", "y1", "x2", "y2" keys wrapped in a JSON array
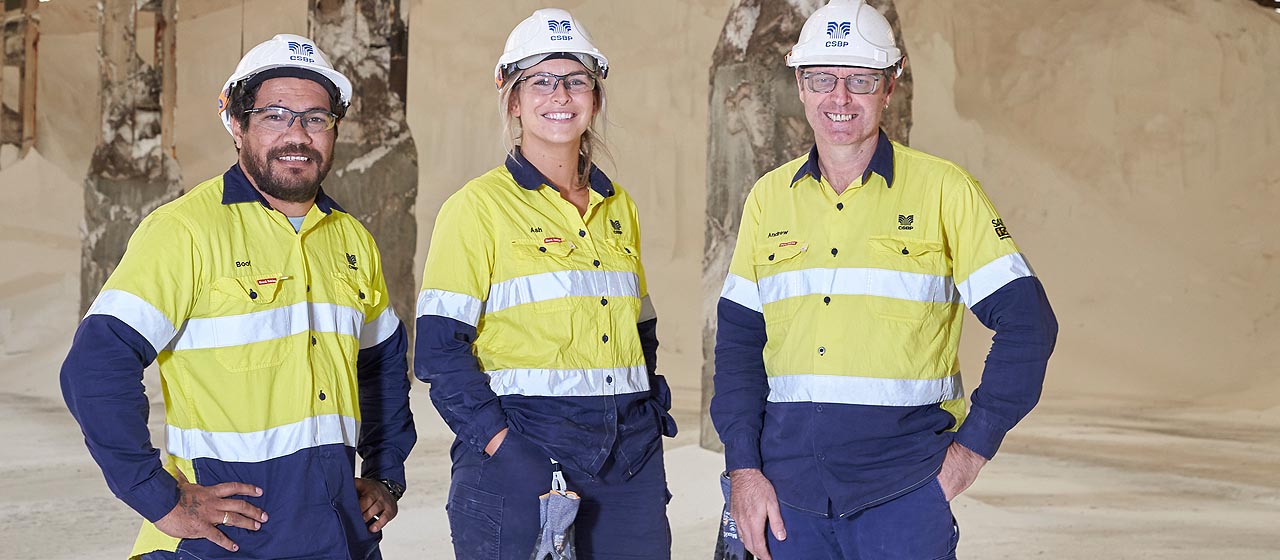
[
  {"x1": 758, "y1": 268, "x2": 959, "y2": 306},
  {"x1": 720, "y1": 273, "x2": 763, "y2": 313},
  {"x1": 486, "y1": 270, "x2": 639, "y2": 314},
  {"x1": 956, "y1": 252, "x2": 1034, "y2": 308},
  {"x1": 416, "y1": 288, "x2": 482, "y2": 327},
  {"x1": 85, "y1": 289, "x2": 178, "y2": 354},
  {"x1": 767, "y1": 373, "x2": 964, "y2": 406},
  {"x1": 360, "y1": 305, "x2": 400, "y2": 349},
  {"x1": 487, "y1": 365, "x2": 650, "y2": 397},
  {"x1": 170, "y1": 302, "x2": 364, "y2": 351},
  {"x1": 166, "y1": 414, "x2": 359, "y2": 462},
  {"x1": 638, "y1": 295, "x2": 657, "y2": 323}
]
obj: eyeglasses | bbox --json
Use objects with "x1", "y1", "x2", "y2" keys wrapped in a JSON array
[
  {"x1": 244, "y1": 106, "x2": 338, "y2": 133},
  {"x1": 801, "y1": 72, "x2": 884, "y2": 95},
  {"x1": 515, "y1": 72, "x2": 597, "y2": 95}
]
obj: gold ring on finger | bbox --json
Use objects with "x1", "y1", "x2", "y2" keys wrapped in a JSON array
[{"x1": 223, "y1": 512, "x2": 230, "y2": 525}]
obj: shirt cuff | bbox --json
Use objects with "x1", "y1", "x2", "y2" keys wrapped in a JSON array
[
  {"x1": 723, "y1": 436, "x2": 763, "y2": 472},
  {"x1": 954, "y1": 405, "x2": 1012, "y2": 460},
  {"x1": 119, "y1": 468, "x2": 181, "y2": 523}
]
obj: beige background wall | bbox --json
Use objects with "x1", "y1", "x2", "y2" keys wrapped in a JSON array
[{"x1": 2, "y1": 1, "x2": 1279, "y2": 556}]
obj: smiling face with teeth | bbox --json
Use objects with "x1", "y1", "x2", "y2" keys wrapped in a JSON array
[
  {"x1": 509, "y1": 58, "x2": 600, "y2": 154},
  {"x1": 232, "y1": 77, "x2": 336, "y2": 207},
  {"x1": 795, "y1": 65, "x2": 895, "y2": 151}
]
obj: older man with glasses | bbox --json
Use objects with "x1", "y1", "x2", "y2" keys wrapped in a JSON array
[
  {"x1": 61, "y1": 34, "x2": 415, "y2": 560},
  {"x1": 711, "y1": 1, "x2": 1058, "y2": 559}
]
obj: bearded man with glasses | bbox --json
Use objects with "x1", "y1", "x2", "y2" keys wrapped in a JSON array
[
  {"x1": 711, "y1": 1, "x2": 1058, "y2": 559},
  {"x1": 61, "y1": 34, "x2": 415, "y2": 560}
]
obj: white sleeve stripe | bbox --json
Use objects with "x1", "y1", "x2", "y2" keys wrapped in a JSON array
[
  {"x1": 360, "y1": 305, "x2": 401, "y2": 349},
  {"x1": 720, "y1": 273, "x2": 762, "y2": 313},
  {"x1": 957, "y1": 252, "x2": 1035, "y2": 308},
  {"x1": 416, "y1": 289, "x2": 483, "y2": 327},
  {"x1": 85, "y1": 289, "x2": 178, "y2": 354},
  {"x1": 638, "y1": 295, "x2": 657, "y2": 323}
]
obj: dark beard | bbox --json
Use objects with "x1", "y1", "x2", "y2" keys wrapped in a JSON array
[{"x1": 241, "y1": 143, "x2": 331, "y2": 203}]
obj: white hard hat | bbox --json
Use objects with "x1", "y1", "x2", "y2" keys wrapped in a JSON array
[
  {"x1": 786, "y1": 0, "x2": 903, "y2": 75},
  {"x1": 217, "y1": 34, "x2": 353, "y2": 135},
  {"x1": 494, "y1": 8, "x2": 609, "y2": 89}
]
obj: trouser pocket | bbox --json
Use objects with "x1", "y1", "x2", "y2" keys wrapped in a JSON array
[{"x1": 447, "y1": 481, "x2": 504, "y2": 560}]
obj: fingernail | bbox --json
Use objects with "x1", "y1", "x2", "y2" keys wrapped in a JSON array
[
  {"x1": 231, "y1": 545, "x2": 239, "y2": 552},
  {"x1": 255, "y1": 487, "x2": 263, "y2": 495},
  {"x1": 261, "y1": 513, "x2": 269, "y2": 522},
  {"x1": 776, "y1": 530, "x2": 787, "y2": 540},
  {"x1": 253, "y1": 522, "x2": 260, "y2": 530}
]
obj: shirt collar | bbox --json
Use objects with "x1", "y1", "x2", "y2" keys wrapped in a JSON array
[
  {"x1": 790, "y1": 128, "x2": 896, "y2": 189},
  {"x1": 220, "y1": 163, "x2": 344, "y2": 214},
  {"x1": 504, "y1": 148, "x2": 616, "y2": 198}
]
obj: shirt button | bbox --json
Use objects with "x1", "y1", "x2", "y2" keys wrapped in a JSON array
[
  {"x1": 606, "y1": 376, "x2": 613, "y2": 384},
  {"x1": 318, "y1": 391, "x2": 326, "y2": 401},
  {"x1": 823, "y1": 296, "x2": 831, "y2": 305},
  {"x1": 902, "y1": 247, "x2": 910, "y2": 255},
  {"x1": 768, "y1": 253, "x2": 775, "y2": 261},
  {"x1": 600, "y1": 298, "x2": 608, "y2": 306},
  {"x1": 836, "y1": 203, "x2": 844, "y2": 211},
  {"x1": 579, "y1": 229, "x2": 587, "y2": 237},
  {"x1": 306, "y1": 284, "x2": 311, "y2": 292},
  {"x1": 311, "y1": 336, "x2": 317, "y2": 345},
  {"x1": 815, "y1": 404, "x2": 824, "y2": 413},
  {"x1": 539, "y1": 246, "x2": 547, "y2": 253},
  {"x1": 602, "y1": 334, "x2": 609, "y2": 343},
  {"x1": 593, "y1": 259, "x2": 601, "y2": 267},
  {"x1": 830, "y1": 248, "x2": 838, "y2": 256},
  {"x1": 818, "y1": 346, "x2": 826, "y2": 356},
  {"x1": 248, "y1": 290, "x2": 258, "y2": 299},
  {"x1": 358, "y1": 291, "x2": 365, "y2": 300},
  {"x1": 606, "y1": 413, "x2": 615, "y2": 421},
  {"x1": 817, "y1": 453, "x2": 826, "y2": 461}
]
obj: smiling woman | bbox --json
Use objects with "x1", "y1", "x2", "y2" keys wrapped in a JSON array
[{"x1": 413, "y1": 7, "x2": 677, "y2": 560}]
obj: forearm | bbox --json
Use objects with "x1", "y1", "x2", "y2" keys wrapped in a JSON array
[
  {"x1": 356, "y1": 323, "x2": 416, "y2": 484},
  {"x1": 60, "y1": 315, "x2": 179, "y2": 522},
  {"x1": 414, "y1": 314, "x2": 508, "y2": 452},
  {"x1": 955, "y1": 276, "x2": 1058, "y2": 459},
  {"x1": 711, "y1": 298, "x2": 771, "y2": 471}
]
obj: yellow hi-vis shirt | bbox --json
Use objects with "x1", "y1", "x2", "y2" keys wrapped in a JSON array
[
  {"x1": 720, "y1": 137, "x2": 1034, "y2": 427},
  {"x1": 416, "y1": 152, "x2": 671, "y2": 477},
  {"x1": 80, "y1": 165, "x2": 400, "y2": 557}
]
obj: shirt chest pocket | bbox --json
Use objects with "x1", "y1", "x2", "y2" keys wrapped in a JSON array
[
  {"x1": 327, "y1": 272, "x2": 379, "y2": 344},
  {"x1": 207, "y1": 274, "x2": 291, "y2": 372},
  {"x1": 751, "y1": 242, "x2": 807, "y2": 323},
  {"x1": 865, "y1": 237, "x2": 952, "y2": 322},
  {"x1": 503, "y1": 239, "x2": 578, "y2": 312}
]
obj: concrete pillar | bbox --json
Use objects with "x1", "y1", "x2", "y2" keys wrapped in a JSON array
[
  {"x1": 309, "y1": 0, "x2": 418, "y2": 332},
  {"x1": 81, "y1": 0, "x2": 182, "y2": 313}
]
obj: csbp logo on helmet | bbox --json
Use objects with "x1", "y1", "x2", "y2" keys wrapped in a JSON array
[
  {"x1": 547, "y1": 20, "x2": 573, "y2": 41},
  {"x1": 287, "y1": 41, "x2": 316, "y2": 63},
  {"x1": 825, "y1": 21, "x2": 851, "y2": 47}
]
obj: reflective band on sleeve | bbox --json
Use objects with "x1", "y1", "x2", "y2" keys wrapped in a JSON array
[
  {"x1": 766, "y1": 373, "x2": 963, "y2": 406},
  {"x1": 170, "y1": 302, "x2": 364, "y2": 351},
  {"x1": 166, "y1": 414, "x2": 359, "y2": 462},
  {"x1": 486, "y1": 270, "x2": 639, "y2": 314},
  {"x1": 85, "y1": 289, "x2": 179, "y2": 354},
  {"x1": 720, "y1": 273, "x2": 763, "y2": 313},
  {"x1": 486, "y1": 365, "x2": 650, "y2": 397},
  {"x1": 956, "y1": 253, "x2": 1034, "y2": 308},
  {"x1": 416, "y1": 289, "x2": 483, "y2": 327},
  {"x1": 758, "y1": 268, "x2": 959, "y2": 306},
  {"x1": 360, "y1": 305, "x2": 401, "y2": 349},
  {"x1": 638, "y1": 295, "x2": 657, "y2": 323}
]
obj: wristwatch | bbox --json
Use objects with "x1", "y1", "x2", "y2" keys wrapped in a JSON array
[{"x1": 368, "y1": 478, "x2": 405, "y2": 501}]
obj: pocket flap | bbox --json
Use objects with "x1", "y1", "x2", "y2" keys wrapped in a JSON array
[
  {"x1": 217, "y1": 273, "x2": 287, "y2": 304},
  {"x1": 512, "y1": 238, "x2": 576, "y2": 258},
  {"x1": 754, "y1": 241, "x2": 808, "y2": 265},
  {"x1": 868, "y1": 236, "x2": 944, "y2": 258}
]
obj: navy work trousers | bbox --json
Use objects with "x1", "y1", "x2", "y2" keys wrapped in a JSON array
[
  {"x1": 766, "y1": 477, "x2": 959, "y2": 560},
  {"x1": 446, "y1": 429, "x2": 672, "y2": 559}
]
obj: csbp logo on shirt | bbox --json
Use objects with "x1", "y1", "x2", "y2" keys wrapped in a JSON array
[{"x1": 610, "y1": 219, "x2": 623, "y2": 235}]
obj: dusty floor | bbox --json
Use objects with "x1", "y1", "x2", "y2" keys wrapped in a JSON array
[{"x1": 4, "y1": 384, "x2": 1278, "y2": 559}]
